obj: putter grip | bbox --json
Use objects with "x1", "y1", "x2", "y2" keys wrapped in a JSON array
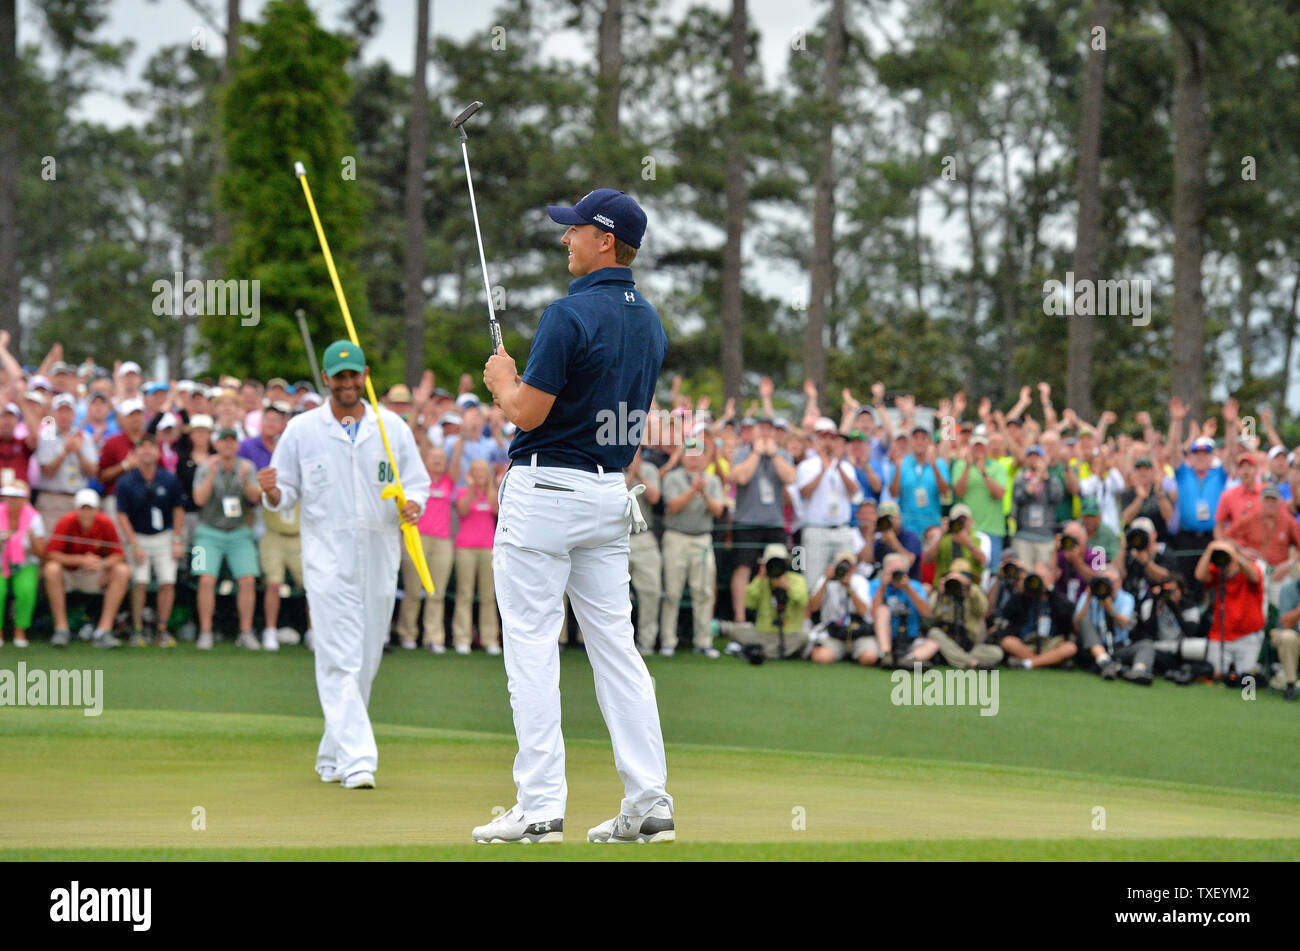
[{"x1": 451, "y1": 101, "x2": 484, "y2": 129}]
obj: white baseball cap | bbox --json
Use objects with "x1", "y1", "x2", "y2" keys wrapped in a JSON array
[
  {"x1": 74, "y1": 488, "x2": 101, "y2": 509},
  {"x1": 52, "y1": 393, "x2": 76, "y2": 410},
  {"x1": 118, "y1": 361, "x2": 142, "y2": 376},
  {"x1": 1268, "y1": 445, "x2": 1287, "y2": 460},
  {"x1": 157, "y1": 412, "x2": 180, "y2": 430},
  {"x1": 813, "y1": 417, "x2": 839, "y2": 434},
  {"x1": 455, "y1": 393, "x2": 481, "y2": 410},
  {"x1": 440, "y1": 412, "x2": 463, "y2": 426},
  {"x1": 2, "y1": 402, "x2": 19, "y2": 417},
  {"x1": 0, "y1": 480, "x2": 30, "y2": 499},
  {"x1": 187, "y1": 414, "x2": 215, "y2": 431},
  {"x1": 119, "y1": 397, "x2": 144, "y2": 416}
]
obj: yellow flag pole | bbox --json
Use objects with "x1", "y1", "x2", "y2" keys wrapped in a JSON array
[{"x1": 294, "y1": 161, "x2": 434, "y2": 594}]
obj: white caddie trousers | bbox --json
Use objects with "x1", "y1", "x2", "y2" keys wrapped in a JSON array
[
  {"x1": 265, "y1": 403, "x2": 429, "y2": 779},
  {"x1": 493, "y1": 456, "x2": 673, "y2": 823}
]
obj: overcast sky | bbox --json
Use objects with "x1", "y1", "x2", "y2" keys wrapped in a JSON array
[{"x1": 18, "y1": 0, "x2": 822, "y2": 129}]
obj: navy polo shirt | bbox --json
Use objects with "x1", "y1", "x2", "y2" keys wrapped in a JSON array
[
  {"x1": 115, "y1": 466, "x2": 185, "y2": 535},
  {"x1": 511, "y1": 266, "x2": 667, "y2": 471}
]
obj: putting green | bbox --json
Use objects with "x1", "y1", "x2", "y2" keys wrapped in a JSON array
[{"x1": 2, "y1": 643, "x2": 1297, "y2": 859}]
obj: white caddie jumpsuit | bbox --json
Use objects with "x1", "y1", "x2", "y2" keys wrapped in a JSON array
[{"x1": 264, "y1": 402, "x2": 429, "y2": 779}]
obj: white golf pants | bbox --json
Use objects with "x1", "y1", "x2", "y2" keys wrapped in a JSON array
[{"x1": 493, "y1": 461, "x2": 673, "y2": 823}]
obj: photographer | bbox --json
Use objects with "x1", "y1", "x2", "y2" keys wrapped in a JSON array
[
  {"x1": 1073, "y1": 567, "x2": 1139, "y2": 679},
  {"x1": 998, "y1": 564, "x2": 1079, "y2": 669},
  {"x1": 728, "y1": 542, "x2": 810, "y2": 659},
  {"x1": 922, "y1": 558, "x2": 1002, "y2": 669},
  {"x1": 921, "y1": 503, "x2": 988, "y2": 584},
  {"x1": 1053, "y1": 520, "x2": 1098, "y2": 604},
  {"x1": 867, "y1": 552, "x2": 931, "y2": 667},
  {"x1": 1121, "y1": 516, "x2": 1174, "y2": 602},
  {"x1": 854, "y1": 499, "x2": 921, "y2": 581},
  {"x1": 808, "y1": 550, "x2": 876, "y2": 665},
  {"x1": 1144, "y1": 575, "x2": 1205, "y2": 683},
  {"x1": 987, "y1": 551, "x2": 1028, "y2": 621},
  {"x1": 1194, "y1": 538, "x2": 1264, "y2": 679}
]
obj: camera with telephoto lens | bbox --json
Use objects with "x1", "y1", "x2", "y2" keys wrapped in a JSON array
[
  {"x1": 1024, "y1": 572, "x2": 1044, "y2": 594},
  {"x1": 833, "y1": 559, "x2": 852, "y2": 582},
  {"x1": 765, "y1": 556, "x2": 788, "y2": 579},
  {"x1": 943, "y1": 576, "x2": 965, "y2": 598},
  {"x1": 1060, "y1": 534, "x2": 1077, "y2": 551},
  {"x1": 1089, "y1": 576, "x2": 1112, "y2": 598},
  {"x1": 1001, "y1": 563, "x2": 1021, "y2": 581},
  {"x1": 889, "y1": 569, "x2": 907, "y2": 587},
  {"x1": 948, "y1": 515, "x2": 967, "y2": 533},
  {"x1": 1126, "y1": 528, "x2": 1149, "y2": 551},
  {"x1": 1210, "y1": 548, "x2": 1231, "y2": 568},
  {"x1": 876, "y1": 515, "x2": 893, "y2": 532}
]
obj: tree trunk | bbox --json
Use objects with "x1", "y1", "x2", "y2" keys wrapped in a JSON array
[
  {"x1": 1067, "y1": 0, "x2": 1110, "y2": 421},
  {"x1": 719, "y1": 0, "x2": 747, "y2": 404},
  {"x1": 212, "y1": 0, "x2": 240, "y2": 276},
  {"x1": 803, "y1": 0, "x2": 844, "y2": 393},
  {"x1": 1279, "y1": 264, "x2": 1300, "y2": 417},
  {"x1": 1171, "y1": 17, "x2": 1208, "y2": 421},
  {"x1": 1236, "y1": 253, "x2": 1255, "y2": 387},
  {"x1": 594, "y1": 0, "x2": 624, "y2": 184},
  {"x1": 403, "y1": 0, "x2": 430, "y2": 385},
  {"x1": 0, "y1": 0, "x2": 20, "y2": 354}
]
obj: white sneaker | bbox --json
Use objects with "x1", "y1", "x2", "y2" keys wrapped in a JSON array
[
  {"x1": 400, "y1": 639, "x2": 417, "y2": 651},
  {"x1": 425, "y1": 641, "x2": 446, "y2": 654},
  {"x1": 236, "y1": 631, "x2": 261, "y2": 650},
  {"x1": 319, "y1": 768, "x2": 341, "y2": 783},
  {"x1": 693, "y1": 646, "x2": 721, "y2": 659},
  {"x1": 454, "y1": 644, "x2": 471, "y2": 655},
  {"x1": 13, "y1": 637, "x2": 29, "y2": 648},
  {"x1": 196, "y1": 631, "x2": 214, "y2": 650},
  {"x1": 261, "y1": 627, "x2": 280, "y2": 651},
  {"x1": 341, "y1": 770, "x2": 375, "y2": 789},
  {"x1": 485, "y1": 643, "x2": 501, "y2": 656},
  {"x1": 588, "y1": 798, "x2": 675, "y2": 843},
  {"x1": 658, "y1": 646, "x2": 676, "y2": 657},
  {"x1": 276, "y1": 626, "x2": 301, "y2": 646},
  {"x1": 471, "y1": 804, "x2": 563, "y2": 844}
]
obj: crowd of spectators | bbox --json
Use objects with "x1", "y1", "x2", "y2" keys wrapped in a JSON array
[{"x1": 0, "y1": 331, "x2": 1295, "y2": 704}]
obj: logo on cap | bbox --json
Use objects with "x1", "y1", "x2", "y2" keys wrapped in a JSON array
[{"x1": 593, "y1": 214, "x2": 614, "y2": 228}]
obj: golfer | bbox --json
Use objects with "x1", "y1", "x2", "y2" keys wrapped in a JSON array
[
  {"x1": 472, "y1": 188, "x2": 675, "y2": 844},
  {"x1": 258, "y1": 341, "x2": 429, "y2": 789}
]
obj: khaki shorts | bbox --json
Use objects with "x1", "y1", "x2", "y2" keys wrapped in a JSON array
[
  {"x1": 821, "y1": 636, "x2": 877, "y2": 662},
  {"x1": 259, "y1": 531, "x2": 303, "y2": 588},
  {"x1": 64, "y1": 568, "x2": 110, "y2": 595},
  {"x1": 130, "y1": 532, "x2": 178, "y2": 586}
]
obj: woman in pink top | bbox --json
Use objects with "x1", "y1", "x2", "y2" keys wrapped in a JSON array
[
  {"x1": 398, "y1": 446, "x2": 455, "y2": 653},
  {"x1": 452, "y1": 458, "x2": 500, "y2": 655}
]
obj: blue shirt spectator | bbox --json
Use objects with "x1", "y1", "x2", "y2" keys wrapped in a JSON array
[
  {"x1": 1175, "y1": 456, "x2": 1227, "y2": 533},
  {"x1": 115, "y1": 465, "x2": 185, "y2": 535},
  {"x1": 1074, "y1": 587, "x2": 1136, "y2": 643},
  {"x1": 868, "y1": 575, "x2": 928, "y2": 642},
  {"x1": 897, "y1": 453, "x2": 949, "y2": 536}
]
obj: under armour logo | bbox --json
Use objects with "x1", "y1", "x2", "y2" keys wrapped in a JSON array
[{"x1": 624, "y1": 292, "x2": 636, "y2": 302}]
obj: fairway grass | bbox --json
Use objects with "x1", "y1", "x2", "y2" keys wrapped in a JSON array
[{"x1": 2, "y1": 643, "x2": 1297, "y2": 860}]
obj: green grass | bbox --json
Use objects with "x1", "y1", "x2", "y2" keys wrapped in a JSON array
[{"x1": 1, "y1": 642, "x2": 1297, "y2": 860}]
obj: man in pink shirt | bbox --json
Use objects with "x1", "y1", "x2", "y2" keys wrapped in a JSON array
[{"x1": 1215, "y1": 453, "x2": 1263, "y2": 540}]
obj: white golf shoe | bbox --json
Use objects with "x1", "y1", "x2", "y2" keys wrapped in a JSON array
[
  {"x1": 341, "y1": 771, "x2": 375, "y2": 789},
  {"x1": 588, "y1": 799, "x2": 675, "y2": 843},
  {"x1": 261, "y1": 627, "x2": 280, "y2": 651},
  {"x1": 471, "y1": 804, "x2": 563, "y2": 844}
]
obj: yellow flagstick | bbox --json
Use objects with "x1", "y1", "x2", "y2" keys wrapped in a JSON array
[{"x1": 294, "y1": 161, "x2": 434, "y2": 594}]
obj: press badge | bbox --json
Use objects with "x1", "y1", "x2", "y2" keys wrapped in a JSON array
[
  {"x1": 1196, "y1": 501, "x2": 1210, "y2": 523},
  {"x1": 758, "y1": 477, "x2": 774, "y2": 506},
  {"x1": 1037, "y1": 614, "x2": 1052, "y2": 637},
  {"x1": 222, "y1": 496, "x2": 241, "y2": 519},
  {"x1": 914, "y1": 487, "x2": 928, "y2": 509},
  {"x1": 150, "y1": 507, "x2": 163, "y2": 531}
]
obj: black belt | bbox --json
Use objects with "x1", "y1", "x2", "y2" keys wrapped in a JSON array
[{"x1": 519, "y1": 453, "x2": 605, "y2": 474}]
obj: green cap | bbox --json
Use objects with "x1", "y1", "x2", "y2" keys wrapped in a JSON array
[
  {"x1": 215, "y1": 427, "x2": 239, "y2": 441},
  {"x1": 848, "y1": 430, "x2": 868, "y2": 442},
  {"x1": 323, "y1": 340, "x2": 366, "y2": 377},
  {"x1": 1079, "y1": 497, "x2": 1101, "y2": 516},
  {"x1": 1134, "y1": 456, "x2": 1154, "y2": 468}
]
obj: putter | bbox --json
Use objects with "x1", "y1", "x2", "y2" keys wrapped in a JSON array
[{"x1": 450, "y1": 101, "x2": 502, "y2": 354}]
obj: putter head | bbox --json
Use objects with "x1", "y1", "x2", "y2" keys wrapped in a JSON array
[{"x1": 450, "y1": 101, "x2": 484, "y2": 131}]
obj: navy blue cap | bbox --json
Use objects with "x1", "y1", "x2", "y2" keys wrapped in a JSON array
[{"x1": 546, "y1": 188, "x2": 647, "y2": 249}]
